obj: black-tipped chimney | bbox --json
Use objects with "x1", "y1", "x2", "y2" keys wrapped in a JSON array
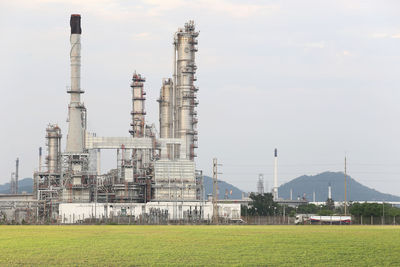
[
  {"x1": 70, "y1": 14, "x2": 82, "y2": 34},
  {"x1": 274, "y1": 148, "x2": 277, "y2": 157}
]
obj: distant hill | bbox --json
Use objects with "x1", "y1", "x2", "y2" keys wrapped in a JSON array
[
  {"x1": 0, "y1": 178, "x2": 33, "y2": 194},
  {"x1": 278, "y1": 172, "x2": 400, "y2": 202},
  {"x1": 5, "y1": 172, "x2": 399, "y2": 202},
  {"x1": 203, "y1": 176, "x2": 245, "y2": 200},
  {"x1": 0, "y1": 176, "x2": 246, "y2": 199}
]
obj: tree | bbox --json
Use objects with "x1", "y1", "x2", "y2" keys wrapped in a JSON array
[
  {"x1": 326, "y1": 198, "x2": 335, "y2": 211},
  {"x1": 247, "y1": 192, "x2": 279, "y2": 216},
  {"x1": 349, "y1": 202, "x2": 400, "y2": 217},
  {"x1": 297, "y1": 204, "x2": 319, "y2": 214}
]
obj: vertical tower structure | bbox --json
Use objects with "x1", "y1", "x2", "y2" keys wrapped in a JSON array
[
  {"x1": 130, "y1": 72, "x2": 146, "y2": 138},
  {"x1": 174, "y1": 21, "x2": 199, "y2": 160},
  {"x1": 158, "y1": 78, "x2": 173, "y2": 139},
  {"x1": 46, "y1": 124, "x2": 62, "y2": 173},
  {"x1": 257, "y1": 174, "x2": 264, "y2": 195},
  {"x1": 328, "y1": 183, "x2": 332, "y2": 200},
  {"x1": 15, "y1": 158, "x2": 19, "y2": 194},
  {"x1": 273, "y1": 148, "x2": 278, "y2": 200},
  {"x1": 66, "y1": 14, "x2": 85, "y2": 153}
]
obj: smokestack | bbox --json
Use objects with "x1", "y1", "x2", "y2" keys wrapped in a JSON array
[
  {"x1": 273, "y1": 148, "x2": 278, "y2": 201},
  {"x1": 66, "y1": 14, "x2": 85, "y2": 153},
  {"x1": 328, "y1": 183, "x2": 332, "y2": 200},
  {"x1": 70, "y1": 15, "x2": 81, "y2": 34},
  {"x1": 290, "y1": 188, "x2": 293, "y2": 200},
  {"x1": 15, "y1": 158, "x2": 19, "y2": 194}
]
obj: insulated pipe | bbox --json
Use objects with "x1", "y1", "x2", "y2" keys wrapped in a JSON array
[{"x1": 66, "y1": 14, "x2": 84, "y2": 153}]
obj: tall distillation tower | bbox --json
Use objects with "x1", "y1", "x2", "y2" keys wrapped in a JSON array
[
  {"x1": 155, "y1": 21, "x2": 201, "y2": 201},
  {"x1": 174, "y1": 21, "x2": 199, "y2": 160}
]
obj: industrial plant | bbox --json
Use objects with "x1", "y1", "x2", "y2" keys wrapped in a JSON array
[{"x1": 0, "y1": 15, "x2": 240, "y2": 224}]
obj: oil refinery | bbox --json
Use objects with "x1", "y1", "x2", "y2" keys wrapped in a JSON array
[{"x1": 0, "y1": 14, "x2": 240, "y2": 224}]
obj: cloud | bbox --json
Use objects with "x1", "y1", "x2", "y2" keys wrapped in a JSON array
[
  {"x1": 131, "y1": 32, "x2": 153, "y2": 40},
  {"x1": 305, "y1": 41, "x2": 325, "y2": 49},
  {"x1": 370, "y1": 33, "x2": 388, "y2": 39},
  {"x1": 197, "y1": 0, "x2": 279, "y2": 18},
  {"x1": 4, "y1": 0, "x2": 279, "y2": 20},
  {"x1": 342, "y1": 50, "x2": 351, "y2": 56},
  {"x1": 370, "y1": 32, "x2": 400, "y2": 39}
]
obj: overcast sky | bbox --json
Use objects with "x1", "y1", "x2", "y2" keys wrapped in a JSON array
[{"x1": 1, "y1": 0, "x2": 400, "y2": 196}]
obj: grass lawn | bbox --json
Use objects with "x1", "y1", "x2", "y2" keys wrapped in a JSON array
[{"x1": 0, "y1": 225, "x2": 399, "y2": 266}]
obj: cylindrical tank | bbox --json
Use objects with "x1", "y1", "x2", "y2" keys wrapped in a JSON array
[{"x1": 46, "y1": 124, "x2": 62, "y2": 173}]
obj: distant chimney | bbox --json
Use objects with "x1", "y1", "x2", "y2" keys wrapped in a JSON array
[
  {"x1": 328, "y1": 182, "x2": 332, "y2": 200},
  {"x1": 273, "y1": 148, "x2": 278, "y2": 200}
]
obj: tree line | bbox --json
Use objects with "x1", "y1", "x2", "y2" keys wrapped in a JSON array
[{"x1": 241, "y1": 192, "x2": 400, "y2": 217}]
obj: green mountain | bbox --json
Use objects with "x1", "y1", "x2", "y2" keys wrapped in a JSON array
[
  {"x1": 203, "y1": 176, "x2": 245, "y2": 199},
  {"x1": 0, "y1": 178, "x2": 34, "y2": 194},
  {"x1": 2, "y1": 172, "x2": 399, "y2": 202},
  {"x1": 0, "y1": 176, "x2": 246, "y2": 199},
  {"x1": 278, "y1": 172, "x2": 400, "y2": 202}
]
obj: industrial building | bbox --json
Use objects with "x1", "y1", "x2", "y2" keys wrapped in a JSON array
[{"x1": 20, "y1": 14, "x2": 239, "y2": 224}]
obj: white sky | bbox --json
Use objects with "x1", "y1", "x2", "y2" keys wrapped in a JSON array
[{"x1": 1, "y1": 0, "x2": 400, "y2": 195}]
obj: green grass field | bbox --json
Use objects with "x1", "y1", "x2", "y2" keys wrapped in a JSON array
[{"x1": 0, "y1": 225, "x2": 399, "y2": 266}]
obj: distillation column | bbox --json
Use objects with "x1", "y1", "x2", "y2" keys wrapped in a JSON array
[
  {"x1": 66, "y1": 14, "x2": 85, "y2": 153},
  {"x1": 174, "y1": 21, "x2": 199, "y2": 160},
  {"x1": 46, "y1": 124, "x2": 62, "y2": 173},
  {"x1": 159, "y1": 78, "x2": 173, "y2": 139},
  {"x1": 130, "y1": 72, "x2": 146, "y2": 138}
]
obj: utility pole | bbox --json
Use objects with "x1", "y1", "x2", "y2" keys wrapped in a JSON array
[
  {"x1": 212, "y1": 158, "x2": 222, "y2": 224},
  {"x1": 344, "y1": 156, "x2": 347, "y2": 216}
]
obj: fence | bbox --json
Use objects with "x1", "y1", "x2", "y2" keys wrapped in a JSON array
[
  {"x1": 351, "y1": 215, "x2": 400, "y2": 225},
  {"x1": 242, "y1": 216, "x2": 295, "y2": 225},
  {"x1": 241, "y1": 215, "x2": 400, "y2": 225}
]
